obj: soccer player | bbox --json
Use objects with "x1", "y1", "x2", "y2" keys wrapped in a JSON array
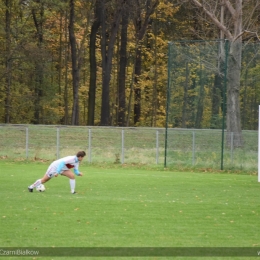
[{"x1": 28, "y1": 151, "x2": 86, "y2": 194}]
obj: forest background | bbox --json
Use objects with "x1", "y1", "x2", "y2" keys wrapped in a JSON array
[{"x1": 1, "y1": 0, "x2": 260, "y2": 133}]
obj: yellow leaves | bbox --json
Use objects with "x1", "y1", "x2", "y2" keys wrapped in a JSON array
[{"x1": 151, "y1": 0, "x2": 178, "y2": 22}]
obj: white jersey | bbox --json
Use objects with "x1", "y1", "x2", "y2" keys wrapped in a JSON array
[{"x1": 45, "y1": 155, "x2": 80, "y2": 178}]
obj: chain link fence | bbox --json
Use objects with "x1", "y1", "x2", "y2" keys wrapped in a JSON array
[{"x1": 0, "y1": 124, "x2": 257, "y2": 172}]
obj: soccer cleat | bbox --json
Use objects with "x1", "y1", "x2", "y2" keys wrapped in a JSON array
[
  {"x1": 71, "y1": 191, "x2": 77, "y2": 194},
  {"x1": 28, "y1": 186, "x2": 33, "y2": 192}
]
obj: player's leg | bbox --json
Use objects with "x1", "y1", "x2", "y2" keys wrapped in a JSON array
[
  {"x1": 61, "y1": 170, "x2": 76, "y2": 194},
  {"x1": 28, "y1": 175, "x2": 51, "y2": 192},
  {"x1": 28, "y1": 165, "x2": 54, "y2": 192}
]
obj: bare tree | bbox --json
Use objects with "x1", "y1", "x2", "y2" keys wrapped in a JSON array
[
  {"x1": 117, "y1": 1, "x2": 129, "y2": 126},
  {"x1": 190, "y1": 0, "x2": 260, "y2": 147},
  {"x1": 69, "y1": 0, "x2": 80, "y2": 125},
  {"x1": 69, "y1": 0, "x2": 90, "y2": 125},
  {"x1": 88, "y1": 0, "x2": 102, "y2": 126},
  {"x1": 32, "y1": 1, "x2": 44, "y2": 124},
  {"x1": 100, "y1": 0, "x2": 125, "y2": 126},
  {"x1": 4, "y1": 0, "x2": 12, "y2": 123}
]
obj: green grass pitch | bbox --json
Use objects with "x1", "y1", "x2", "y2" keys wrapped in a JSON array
[{"x1": 1, "y1": 161, "x2": 260, "y2": 260}]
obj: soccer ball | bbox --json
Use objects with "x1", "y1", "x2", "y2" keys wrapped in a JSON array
[{"x1": 36, "y1": 184, "x2": 46, "y2": 192}]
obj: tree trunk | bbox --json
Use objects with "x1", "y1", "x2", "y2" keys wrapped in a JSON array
[
  {"x1": 195, "y1": 64, "x2": 204, "y2": 128},
  {"x1": 181, "y1": 62, "x2": 189, "y2": 128},
  {"x1": 64, "y1": 10, "x2": 69, "y2": 125},
  {"x1": 4, "y1": 0, "x2": 11, "y2": 123},
  {"x1": 211, "y1": 69, "x2": 222, "y2": 128},
  {"x1": 211, "y1": 43, "x2": 224, "y2": 129},
  {"x1": 117, "y1": 3, "x2": 129, "y2": 126},
  {"x1": 100, "y1": 0, "x2": 123, "y2": 126},
  {"x1": 32, "y1": 4, "x2": 44, "y2": 124},
  {"x1": 210, "y1": 5, "x2": 225, "y2": 129},
  {"x1": 69, "y1": 0, "x2": 80, "y2": 125},
  {"x1": 151, "y1": 11, "x2": 158, "y2": 127},
  {"x1": 88, "y1": 0, "x2": 101, "y2": 126},
  {"x1": 58, "y1": 12, "x2": 63, "y2": 111},
  {"x1": 134, "y1": 47, "x2": 142, "y2": 125},
  {"x1": 226, "y1": 0, "x2": 243, "y2": 147},
  {"x1": 100, "y1": 0, "x2": 108, "y2": 125},
  {"x1": 226, "y1": 40, "x2": 243, "y2": 146}
]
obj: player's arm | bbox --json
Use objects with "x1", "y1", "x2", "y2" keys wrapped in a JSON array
[{"x1": 74, "y1": 164, "x2": 83, "y2": 176}]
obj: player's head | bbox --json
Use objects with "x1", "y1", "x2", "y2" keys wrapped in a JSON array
[{"x1": 76, "y1": 151, "x2": 86, "y2": 161}]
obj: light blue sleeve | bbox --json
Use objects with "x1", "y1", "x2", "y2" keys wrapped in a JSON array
[
  {"x1": 73, "y1": 161, "x2": 80, "y2": 175},
  {"x1": 74, "y1": 168, "x2": 80, "y2": 175}
]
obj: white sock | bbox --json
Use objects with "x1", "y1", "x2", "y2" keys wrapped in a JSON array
[
  {"x1": 30, "y1": 179, "x2": 42, "y2": 189},
  {"x1": 70, "y1": 179, "x2": 75, "y2": 193}
]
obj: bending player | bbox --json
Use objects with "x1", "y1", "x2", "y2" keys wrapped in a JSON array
[{"x1": 28, "y1": 151, "x2": 86, "y2": 194}]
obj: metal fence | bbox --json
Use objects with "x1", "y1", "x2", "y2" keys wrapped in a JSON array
[{"x1": 0, "y1": 124, "x2": 257, "y2": 172}]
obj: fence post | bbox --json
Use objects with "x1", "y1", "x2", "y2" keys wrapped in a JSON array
[
  {"x1": 56, "y1": 127, "x2": 60, "y2": 159},
  {"x1": 156, "y1": 130, "x2": 159, "y2": 164},
  {"x1": 26, "y1": 127, "x2": 29, "y2": 159},
  {"x1": 258, "y1": 105, "x2": 260, "y2": 182},
  {"x1": 192, "y1": 131, "x2": 195, "y2": 165},
  {"x1": 121, "y1": 129, "x2": 124, "y2": 164},
  {"x1": 88, "y1": 129, "x2": 92, "y2": 163},
  {"x1": 231, "y1": 132, "x2": 234, "y2": 164}
]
